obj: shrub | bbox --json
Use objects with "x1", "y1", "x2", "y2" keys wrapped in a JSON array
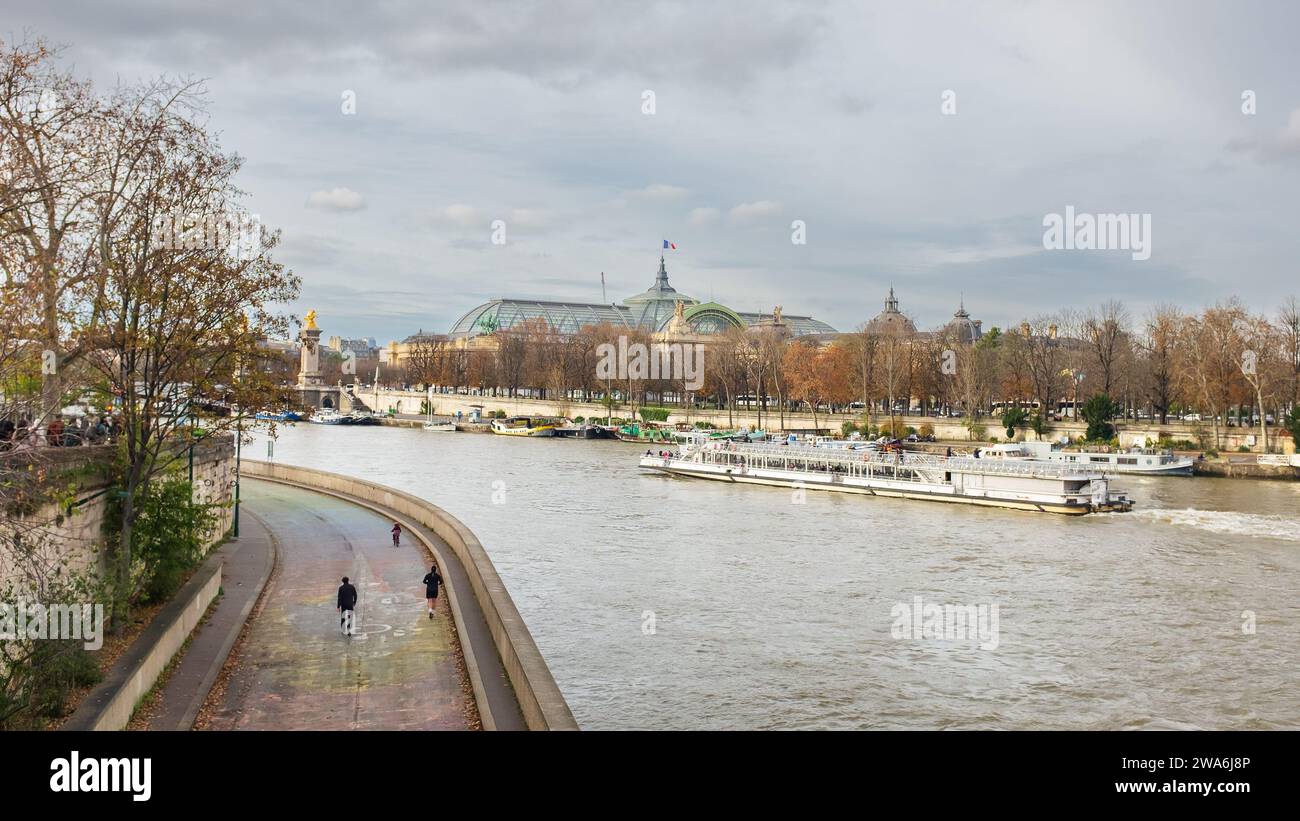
[
  {"x1": 572, "y1": 416, "x2": 584, "y2": 424},
  {"x1": 879, "y1": 420, "x2": 909, "y2": 438},
  {"x1": 1000, "y1": 406, "x2": 1027, "y2": 439},
  {"x1": 0, "y1": 637, "x2": 102, "y2": 729},
  {"x1": 918, "y1": 422, "x2": 935, "y2": 438},
  {"x1": 0, "y1": 542, "x2": 105, "y2": 729},
  {"x1": 129, "y1": 478, "x2": 220, "y2": 604},
  {"x1": 1030, "y1": 413, "x2": 1049, "y2": 438},
  {"x1": 1080, "y1": 393, "x2": 1120, "y2": 441},
  {"x1": 639, "y1": 407, "x2": 671, "y2": 422},
  {"x1": 841, "y1": 421, "x2": 857, "y2": 437},
  {"x1": 1285, "y1": 407, "x2": 1300, "y2": 443}
]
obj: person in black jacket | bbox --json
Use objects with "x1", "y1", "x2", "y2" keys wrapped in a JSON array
[
  {"x1": 337, "y1": 576, "x2": 358, "y2": 636},
  {"x1": 422, "y1": 565, "x2": 443, "y2": 620}
]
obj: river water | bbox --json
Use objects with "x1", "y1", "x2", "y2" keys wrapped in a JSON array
[{"x1": 248, "y1": 424, "x2": 1299, "y2": 730}]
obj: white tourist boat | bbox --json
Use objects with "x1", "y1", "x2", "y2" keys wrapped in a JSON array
[
  {"x1": 977, "y1": 442, "x2": 1194, "y2": 476},
  {"x1": 308, "y1": 408, "x2": 344, "y2": 425},
  {"x1": 640, "y1": 442, "x2": 1133, "y2": 516}
]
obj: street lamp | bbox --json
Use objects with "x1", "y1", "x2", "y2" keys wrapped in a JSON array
[{"x1": 233, "y1": 408, "x2": 242, "y2": 538}]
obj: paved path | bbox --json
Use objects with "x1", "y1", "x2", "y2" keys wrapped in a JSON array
[
  {"x1": 146, "y1": 511, "x2": 276, "y2": 730},
  {"x1": 204, "y1": 480, "x2": 474, "y2": 730}
]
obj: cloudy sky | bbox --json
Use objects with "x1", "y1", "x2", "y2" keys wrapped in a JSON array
[{"x1": 10, "y1": 0, "x2": 1299, "y2": 340}]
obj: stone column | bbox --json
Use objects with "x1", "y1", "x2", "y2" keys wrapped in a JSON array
[{"x1": 298, "y1": 327, "x2": 323, "y2": 387}]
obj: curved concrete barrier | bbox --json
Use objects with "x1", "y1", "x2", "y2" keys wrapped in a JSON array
[
  {"x1": 63, "y1": 561, "x2": 222, "y2": 731},
  {"x1": 240, "y1": 459, "x2": 578, "y2": 731}
]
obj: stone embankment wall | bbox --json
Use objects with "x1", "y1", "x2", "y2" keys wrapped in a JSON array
[
  {"x1": 0, "y1": 439, "x2": 236, "y2": 586},
  {"x1": 366, "y1": 388, "x2": 1294, "y2": 452}
]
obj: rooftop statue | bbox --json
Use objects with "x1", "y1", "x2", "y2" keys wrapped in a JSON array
[{"x1": 304, "y1": 309, "x2": 319, "y2": 331}]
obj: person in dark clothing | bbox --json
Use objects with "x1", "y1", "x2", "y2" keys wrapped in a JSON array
[
  {"x1": 391, "y1": 522, "x2": 402, "y2": 547},
  {"x1": 0, "y1": 419, "x2": 14, "y2": 451},
  {"x1": 422, "y1": 565, "x2": 443, "y2": 619},
  {"x1": 47, "y1": 417, "x2": 65, "y2": 447},
  {"x1": 337, "y1": 576, "x2": 359, "y2": 636}
]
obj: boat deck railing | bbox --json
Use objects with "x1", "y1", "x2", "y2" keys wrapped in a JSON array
[{"x1": 683, "y1": 442, "x2": 1103, "y2": 481}]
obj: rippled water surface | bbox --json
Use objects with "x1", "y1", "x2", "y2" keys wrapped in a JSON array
[{"x1": 249, "y1": 425, "x2": 1300, "y2": 730}]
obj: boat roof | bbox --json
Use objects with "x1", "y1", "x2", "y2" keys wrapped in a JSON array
[{"x1": 711, "y1": 442, "x2": 1106, "y2": 480}]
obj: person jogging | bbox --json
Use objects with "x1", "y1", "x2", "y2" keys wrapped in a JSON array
[
  {"x1": 422, "y1": 564, "x2": 443, "y2": 619},
  {"x1": 391, "y1": 522, "x2": 402, "y2": 547},
  {"x1": 337, "y1": 576, "x2": 358, "y2": 636}
]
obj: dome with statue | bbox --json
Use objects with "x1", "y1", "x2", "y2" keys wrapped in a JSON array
[
  {"x1": 943, "y1": 298, "x2": 983, "y2": 344},
  {"x1": 863, "y1": 287, "x2": 917, "y2": 337}
]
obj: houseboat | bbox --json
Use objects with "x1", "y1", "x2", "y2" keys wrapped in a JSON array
[{"x1": 490, "y1": 416, "x2": 558, "y2": 437}]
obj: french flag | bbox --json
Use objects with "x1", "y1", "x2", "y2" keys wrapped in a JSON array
[{"x1": 663, "y1": 240, "x2": 676, "y2": 250}]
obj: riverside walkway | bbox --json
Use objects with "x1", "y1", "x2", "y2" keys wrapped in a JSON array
[{"x1": 186, "y1": 479, "x2": 526, "y2": 730}]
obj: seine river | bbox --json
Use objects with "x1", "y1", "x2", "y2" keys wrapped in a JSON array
[{"x1": 248, "y1": 424, "x2": 1299, "y2": 730}]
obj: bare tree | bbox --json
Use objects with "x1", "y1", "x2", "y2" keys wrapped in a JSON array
[
  {"x1": 1278, "y1": 296, "x2": 1300, "y2": 411},
  {"x1": 1138, "y1": 305, "x2": 1181, "y2": 425},
  {"x1": 1238, "y1": 313, "x2": 1281, "y2": 452},
  {"x1": 0, "y1": 38, "x2": 112, "y2": 428},
  {"x1": 843, "y1": 326, "x2": 879, "y2": 424},
  {"x1": 81, "y1": 79, "x2": 299, "y2": 622},
  {"x1": 1006, "y1": 317, "x2": 1066, "y2": 421},
  {"x1": 1078, "y1": 300, "x2": 1130, "y2": 396},
  {"x1": 1179, "y1": 302, "x2": 1246, "y2": 449}
]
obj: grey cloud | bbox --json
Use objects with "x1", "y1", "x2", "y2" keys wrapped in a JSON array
[
  {"x1": 1226, "y1": 109, "x2": 1300, "y2": 163},
  {"x1": 18, "y1": 0, "x2": 828, "y2": 89}
]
